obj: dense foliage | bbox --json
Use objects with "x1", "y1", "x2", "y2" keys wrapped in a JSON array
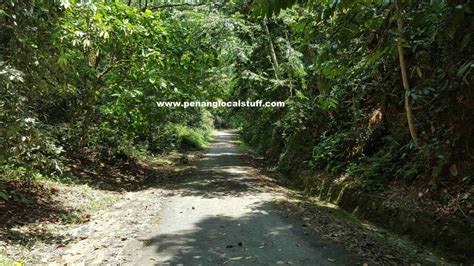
[
  {"x1": 233, "y1": 0, "x2": 473, "y2": 192},
  {"x1": 0, "y1": 0, "x2": 238, "y2": 185},
  {"x1": 1, "y1": 0, "x2": 472, "y2": 203}
]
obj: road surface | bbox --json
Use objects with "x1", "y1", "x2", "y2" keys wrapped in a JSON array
[{"x1": 125, "y1": 130, "x2": 354, "y2": 265}]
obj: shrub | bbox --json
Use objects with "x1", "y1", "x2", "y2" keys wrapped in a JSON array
[{"x1": 175, "y1": 125, "x2": 213, "y2": 150}]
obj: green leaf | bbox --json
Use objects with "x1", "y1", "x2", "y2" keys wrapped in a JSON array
[
  {"x1": 295, "y1": 90, "x2": 308, "y2": 100},
  {"x1": 0, "y1": 191, "x2": 9, "y2": 201}
]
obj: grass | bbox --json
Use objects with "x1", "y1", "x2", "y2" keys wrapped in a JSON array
[
  {"x1": 0, "y1": 254, "x2": 21, "y2": 266},
  {"x1": 52, "y1": 181, "x2": 121, "y2": 223},
  {"x1": 233, "y1": 137, "x2": 254, "y2": 153},
  {"x1": 176, "y1": 125, "x2": 215, "y2": 150}
]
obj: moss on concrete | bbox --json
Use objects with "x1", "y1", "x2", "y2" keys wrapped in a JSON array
[{"x1": 292, "y1": 172, "x2": 473, "y2": 263}]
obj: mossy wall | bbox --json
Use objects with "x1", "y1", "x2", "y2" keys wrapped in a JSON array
[{"x1": 295, "y1": 173, "x2": 474, "y2": 261}]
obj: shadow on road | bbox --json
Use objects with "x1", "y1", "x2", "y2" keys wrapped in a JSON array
[
  {"x1": 160, "y1": 131, "x2": 280, "y2": 198},
  {"x1": 134, "y1": 130, "x2": 356, "y2": 265},
  {"x1": 142, "y1": 201, "x2": 351, "y2": 265}
]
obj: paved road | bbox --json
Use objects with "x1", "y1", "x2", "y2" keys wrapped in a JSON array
[{"x1": 127, "y1": 130, "x2": 354, "y2": 265}]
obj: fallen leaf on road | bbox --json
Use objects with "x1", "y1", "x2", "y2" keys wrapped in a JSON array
[{"x1": 224, "y1": 257, "x2": 243, "y2": 264}]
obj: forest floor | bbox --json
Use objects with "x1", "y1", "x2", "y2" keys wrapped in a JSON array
[{"x1": 1, "y1": 131, "x2": 448, "y2": 265}]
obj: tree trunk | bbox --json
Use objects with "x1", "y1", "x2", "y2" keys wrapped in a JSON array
[
  {"x1": 396, "y1": 5, "x2": 429, "y2": 157},
  {"x1": 284, "y1": 31, "x2": 293, "y2": 96},
  {"x1": 263, "y1": 18, "x2": 279, "y2": 80}
]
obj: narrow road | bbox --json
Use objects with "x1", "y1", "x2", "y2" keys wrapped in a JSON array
[{"x1": 124, "y1": 130, "x2": 355, "y2": 265}]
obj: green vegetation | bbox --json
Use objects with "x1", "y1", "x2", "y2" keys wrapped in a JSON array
[
  {"x1": 1, "y1": 1, "x2": 235, "y2": 186},
  {"x1": 175, "y1": 125, "x2": 215, "y2": 150},
  {"x1": 0, "y1": 0, "x2": 472, "y2": 262},
  {"x1": 235, "y1": 0, "x2": 473, "y2": 190}
]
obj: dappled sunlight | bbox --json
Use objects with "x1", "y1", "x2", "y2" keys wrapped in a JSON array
[
  {"x1": 203, "y1": 152, "x2": 243, "y2": 157},
  {"x1": 313, "y1": 199, "x2": 340, "y2": 210},
  {"x1": 209, "y1": 142, "x2": 235, "y2": 147},
  {"x1": 131, "y1": 130, "x2": 354, "y2": 264},
  {"x1": 214, "y1": 131, "x2": 238, "y2": 137},
  {"x1": 220, "y1": 167, "x2": 249, "y2": 175},
  {"x1": 154, "y1": 130, "x2": 279, "y2": 198},
  {"x1": 139, "y1": 201, "x2": 347, "y2": 264}
]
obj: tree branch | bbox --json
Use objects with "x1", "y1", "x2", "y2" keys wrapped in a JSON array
[{"x1": 96, "y1": 59, "x2": 129, "y2": 80}]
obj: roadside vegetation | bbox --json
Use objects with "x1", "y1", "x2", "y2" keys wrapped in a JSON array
[
  {"x1": 231, "y1": 0, "x2": 473, "y2": 260},
  {"x1": 1, "y1": 0, "x2": 472, "y2": 263}
]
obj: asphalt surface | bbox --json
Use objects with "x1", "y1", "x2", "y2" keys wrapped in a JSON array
[{"x1": 127, "y1": 130, "x2": 355, "y2": 265}]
